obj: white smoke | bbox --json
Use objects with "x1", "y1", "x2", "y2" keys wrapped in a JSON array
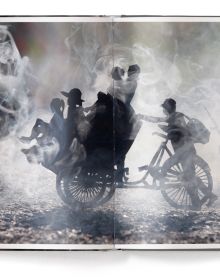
[{"x1": 1, "y1": 20, "x2": 220, "y2": 207}]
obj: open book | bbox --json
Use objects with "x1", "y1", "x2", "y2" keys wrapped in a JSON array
[{"x1": 0, "y1": 16, "x2": 219, "y2": 250}]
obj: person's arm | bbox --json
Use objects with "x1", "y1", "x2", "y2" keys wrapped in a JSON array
[{"x1": 138, "y1": 114, "x2": 167, "y2": 123}]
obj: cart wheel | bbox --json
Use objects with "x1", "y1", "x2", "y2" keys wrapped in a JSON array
[
  {"x1": 160, "y1": 156, "x2": 213, "y2": 210},
  {"x1": 95, "y1": 174, "x2": 115, "y2": 205},
  {"x1": 56, "y1": 168, "x2": 107, "y2": 209}
]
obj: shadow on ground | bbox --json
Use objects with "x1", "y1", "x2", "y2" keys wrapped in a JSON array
[{"x1": 0, "y1": 204, "x2": 133, "y2": 244}]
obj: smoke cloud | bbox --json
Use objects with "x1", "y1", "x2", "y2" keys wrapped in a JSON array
[{"x1": 0, "y1": 20, "x2": 220, "y2": 207}]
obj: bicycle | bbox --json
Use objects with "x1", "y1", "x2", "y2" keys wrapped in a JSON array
[{"x1": 56, "y1": 130, "x2": 213, "y2": 211}]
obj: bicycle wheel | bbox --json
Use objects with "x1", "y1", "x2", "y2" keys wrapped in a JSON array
[
  {"x1": 56, "y1": 168, "x2": 111, "y2": 209},
  {"x1": 161, "y1": 156, "x2": 213, "y2": 210}
]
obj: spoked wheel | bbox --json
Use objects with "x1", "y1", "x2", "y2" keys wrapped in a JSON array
[
  {"x1": 96, "y1": 174, "x2": 115, "y2": 205},
  {"x1": 56, "y1": 168, "x2": 114, "y2": 210},
  {"x1": 160, "y1": 156, "x2": 213, "y2": 210}
]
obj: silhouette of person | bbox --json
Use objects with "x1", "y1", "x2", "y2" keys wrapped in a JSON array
[
  {"x1": 139, "y1": 98, "x2": 218, "y2": 209},
  {"x1": 84, "y1": 91, "x2": 112, "y2": 120},
  {"x1": 21, "y1": 98, "x2": 65, "y2": 167},
  {"x1": 108, "y1": 64, "x2": 140, "y2": 105},
  {"x1": 83, "y1": 91, "x2": 114, "y2": 172},
  {"x1": 21, "y1": 98, "x2": 65, "y2": 146},
  {"x1": 60, "y1": 88, "x2": 87, "y2": 149},
  {"x1": 108, "y1": 64, "x2": 141, "y2": 183}
]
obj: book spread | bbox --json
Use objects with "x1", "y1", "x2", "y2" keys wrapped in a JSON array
[{"x1": 0, "y1": 16, "x2": 219, "y2": 250}]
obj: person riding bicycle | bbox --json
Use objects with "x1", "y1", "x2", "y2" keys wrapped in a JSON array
[{"x1": 139, "y1": 98, "x2": 217, "y2": 209}]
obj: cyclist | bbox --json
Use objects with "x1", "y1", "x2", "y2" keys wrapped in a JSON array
[{"x1": 139, "y1": 98, "x2": 217, "y2": 209}]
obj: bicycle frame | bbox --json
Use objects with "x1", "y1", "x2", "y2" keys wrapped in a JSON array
[{"x1": 122, "y1": 137, "x2": 174, "y2": 190}]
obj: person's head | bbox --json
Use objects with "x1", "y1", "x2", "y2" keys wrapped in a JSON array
[
  {"x1": 61, "y1": 88, "x2": 84, "y2": 107},
  {"x1": 97, "y1": 91, "x2": 106, "y2": 101},
  {"x1": 161, "y1": 98, "x2": 176, "y2": 115},
  {"x1": 50, "y1": 98, "x2": 65, "y2": 115},
  {"x1": 127, "y1": 64, "x2": 140, "y2": 80}
]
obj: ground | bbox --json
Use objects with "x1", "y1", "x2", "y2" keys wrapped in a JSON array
[{"x1": 0, "y1": 179, "x2": 220, "y2": 245}]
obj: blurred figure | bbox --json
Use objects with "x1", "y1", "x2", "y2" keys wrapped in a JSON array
[
  {"x1": 0, "y1": 25, "x2": 32, "y2": 137},
  {"x1": 108, "y1": 64, "x2": 140, "y2": 105}
]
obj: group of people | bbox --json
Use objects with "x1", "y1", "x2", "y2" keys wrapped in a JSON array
[
  {"x1": 20, "y1": 64, "x2": 141, "y2": 178},
  {"x1": 20, "y1": 88, "x2": 88, "y2": 171},
  {"x1": 20, "y1": 63, "x2": 218, "y2": 209}
]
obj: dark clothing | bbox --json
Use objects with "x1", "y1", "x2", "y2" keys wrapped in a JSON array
[
  {"x1": 65, "y1": 106, "x2": 78, "y2": 145},
  {"x1": 83, "y1": 93, "x2": 140, "y2": 180},
  {"x1": 64, "y1": 105, "x2": 86, "y2": 154},
  {"x1": 114, "y1": 98, "x2": 141, "y2": 181},
  {"x1": 83, "y1": 94, "x2": 114, "y2": 172}
]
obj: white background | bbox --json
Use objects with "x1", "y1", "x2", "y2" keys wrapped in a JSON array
[{"x1": 1, "y1": 0, "x2": 220, "y2": 279}]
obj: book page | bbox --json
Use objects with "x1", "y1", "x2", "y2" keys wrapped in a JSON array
[
  {"x1": 0, "y1": 16, "x2": 115, "y2": 250},
  {"x1": 113, "y1": 17, "x2": 220, "y2": 249}
]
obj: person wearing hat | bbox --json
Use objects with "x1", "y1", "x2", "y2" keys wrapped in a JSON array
[
  {"x1": 138, "y1": 98, "x2": 218, "y2": 209},
  {"x1": 60, "y1": 88, "x2": 88, "y2": 148},
  {"x1": 139, "y1": 98, "x2": 189, "y2": 148},
  {"x1": 61, "y1": 88, "x2": 85, "y2": 116}
]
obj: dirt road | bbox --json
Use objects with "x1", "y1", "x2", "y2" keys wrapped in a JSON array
[{"x1": 0, "y1": 182, "x2": 219, "y2": 245}]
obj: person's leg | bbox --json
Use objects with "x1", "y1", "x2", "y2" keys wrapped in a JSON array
[
  {"x1": 181, "y1": 153, "x2": 201, "y2": 210},
  {"x1": 161, "y1": 144, "x2": 201, "y2": 210},
  {"x1": 20, "y1": 119, "x2": 47, "y2": 143},
  {"x1": 195, "y1": 177, "x2": 218, "y2": 206},
  {"x1": 21, "y1": 145, "x2": 41, "y2": 163}
]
